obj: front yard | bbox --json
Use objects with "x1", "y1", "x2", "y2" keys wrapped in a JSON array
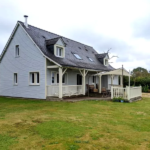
[{"x1": 0, "y1": 97, "x2": 150, "y2": 150}]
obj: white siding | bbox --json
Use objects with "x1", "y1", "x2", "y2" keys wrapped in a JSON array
[
  {"x1": 56, "y1": 39, "x2": 64, "y2": 46},
  {"x1": 0, "y1": 25, "x2": 46, "y2": 99},
  {"x1": 108, "y1": 75, "x2": 119, "y2": 87}
]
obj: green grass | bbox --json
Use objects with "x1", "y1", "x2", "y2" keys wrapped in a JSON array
[{"x1": 0, "y1": 97, "x2": 150, "y2": 149}]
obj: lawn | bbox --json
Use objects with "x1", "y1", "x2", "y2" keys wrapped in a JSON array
[{"x1": 0, "y1": 97, "x2": 150, "y2": 150}]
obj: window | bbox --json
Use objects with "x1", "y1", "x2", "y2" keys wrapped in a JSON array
[
  {"x1": 52, "y1": 72, "x2": 56, "y2": 83},
  {"x1": 93, "y1": 76, "x2": 96, "y2": 83},
  {"x1": 77, "y1": 74, "x2": 82, "y2": 85},
  {"x1": 88, "y1": 57, "x2": 93, "y2": 62},
  {"x1": 56, "y1": 47, "x2": 63, "y2": 57},
  {"x1": 14, "y1": 73, "x2": 18, "y2": 85},
  {"x1": 15, "y1": 45, "x2": 19, "y2": 57},
  {"x1": 73, "y1": 53, "x2": 82, "y2": 60},
  {"x1": 104, "y1": 59, "x2": 108, "y2": 66},
  {"x1": 29, "y1": 72, "x2": 40, "y2": 85},
  {"x1": 51, "y1": 72, "x2": 66, "y2": 84}
]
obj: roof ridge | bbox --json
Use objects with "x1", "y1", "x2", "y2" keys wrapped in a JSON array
[{"x1": 18, "y1": 21, "x2": 93, "y2": 48}]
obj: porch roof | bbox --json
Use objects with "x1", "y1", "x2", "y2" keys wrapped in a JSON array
[{"x1": 94, "y1": 68, "x2": 131, "y2": 76}]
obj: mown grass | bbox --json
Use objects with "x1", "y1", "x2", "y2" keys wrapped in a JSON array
[{"x1": 0, "y1": 97, "x2": 150, "y2": 149}]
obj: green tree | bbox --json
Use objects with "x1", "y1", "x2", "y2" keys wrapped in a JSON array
[{"x1": 131, "y1": 67, "x2": 149, "y2": 86}]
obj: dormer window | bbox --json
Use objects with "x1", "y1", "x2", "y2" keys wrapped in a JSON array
[
  {"x1": 73, "y1": 53, "x2": 82, "y2": 60},
  {"x1": 46, "y1": 37, "x2": 65, "y2": 58},
  {"x1": 54, "y1": 46, "x2": 65, "y2": 58},
  {"x1": 104, "y1": 58, "x2": 108, "y2": 66},
  {"x1": 56, "y1": 47, "x2": 63, "y2": 57}
]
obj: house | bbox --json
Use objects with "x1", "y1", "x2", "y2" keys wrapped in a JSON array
[{"x1": 0, "y1": 16, "x2": 120, "y2": 99}]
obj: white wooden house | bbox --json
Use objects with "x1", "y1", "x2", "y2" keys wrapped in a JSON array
[{"x1": 0, "y1": 16, "x2": 138, "y2": 100}]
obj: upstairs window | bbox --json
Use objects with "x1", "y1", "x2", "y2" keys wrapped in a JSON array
[
  {"x1": 29, "y1": 72, "x2": 40, "y2": 85},
  {"x1": 73, "y1": 53, "x2": 82, "y2": 60},
  {"x1": 104, "y1": 58, "x2": 108, "y2": 66},
  {"x1": 14, "y1": 73, "x2": 18, "y2": 85},
  {"x1": 15, "y1": 45, "x2": 19, "y2": 57},
  {"x1": 88, "y1": 57, "x2": 93, "y2": 62},
  {"x1": 56, "y1": 47, "x2": 63, "y2": 57}
]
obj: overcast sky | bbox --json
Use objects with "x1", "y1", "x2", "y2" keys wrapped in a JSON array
[{"x1": 0, "y1": 0, "x2": 150, "y2": 71}]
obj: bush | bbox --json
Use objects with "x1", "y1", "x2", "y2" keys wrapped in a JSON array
[
  {"x1": 113, "y1": 97, "x2": 123, "y2": 102},
  {"x1": 142, "y1": 85, "x2": 149, "y2": 92},
  {"x1": 113, "y1": 97, "x2": 129, "y2": 103}
]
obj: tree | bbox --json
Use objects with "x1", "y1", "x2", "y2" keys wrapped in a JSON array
[{"x1": 131, "y1": 67, "x2": 149, "y2": 85}]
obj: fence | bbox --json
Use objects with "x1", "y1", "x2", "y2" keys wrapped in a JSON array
[{"x1": 111, "y1": 86, "x2": 142, "y2": 100}]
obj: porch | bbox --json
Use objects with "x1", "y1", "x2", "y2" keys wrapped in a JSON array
[
  {"x1": 46, "y1": 60, "x2": 142, "y2": 101},
  {"x1": 46, "y1": 60, "x2": 112, "y2": 98}
]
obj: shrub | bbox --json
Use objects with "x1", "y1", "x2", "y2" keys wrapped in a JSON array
[{"x1": 142, "y1": 85, "x2": 149, "y2": 93}]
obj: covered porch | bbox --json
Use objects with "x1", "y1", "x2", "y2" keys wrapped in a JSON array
[
  {"x1": 46, "y1": 60, "x2": 142, "y2": 101},
  {"x1": 46, "y1": 60, "x2": 113, "y2": 98},
  {"x1": 95, "y1": 68, "x2": 142, "y2": 101}
]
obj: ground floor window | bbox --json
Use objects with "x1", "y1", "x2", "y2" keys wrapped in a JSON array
[
  {"x1": 14, "y1": 73, "x2": 18, "y2": 85},
  {"x1": 77, "y1": 74, "x2": 82, "y2": 85},
  {"x1": 51, "y1": 71, "x2": 67, "y2": 84},
  {"x1": 29, "y1": 72, "x2": 40, "y2": 85},
  {"x1": 93, "y1": 76, "x2": 96, "y2": 83}
]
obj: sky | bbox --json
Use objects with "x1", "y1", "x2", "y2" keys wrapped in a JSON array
[{"x1": 0, "y1": 0, "x2": 150, "y2": 71}]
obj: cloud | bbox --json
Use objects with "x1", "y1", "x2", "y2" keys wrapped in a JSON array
[
  {"x1": 1, "y1": 0, "x2": 150, "y2": 71},
  {"x1": 133, "y1": 15, "x2": 150, "y2": 39}
]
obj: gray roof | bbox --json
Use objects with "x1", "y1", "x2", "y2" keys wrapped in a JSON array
[
  {"x1": 46, "y1": 37, "x2": 65, "y2": 46},
  {"x1": 95, "y1": 53, "x2": 108, "y2": 59},
  {"x1": 18, "y1": 21, "x2": 114, "y2": 71}
]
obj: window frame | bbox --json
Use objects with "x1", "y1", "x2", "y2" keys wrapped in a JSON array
[
  {"x1": 51, "y1": 71, "x2": 67, "y2": 85},
  {"x1": 15, "y1": 45, "x2": 20, "y2": 57},
  {"x1": 73, "y1": 53, "x2": 82, "y2": 60},
  {"x1": 29, "y1": 72, "x2": 40, "y2": 85},
  {"x1": 104, "y1": 57, "x2": 109, "y2": 66},
  {"x1": 88, "y1": 57, "x2": 94, "y2": 62},
  {"x1": 14, "y1": 73, "x2": 18, "y2": 85},
  {"x1": 54, "y1": 45, "x2": 65, "y2": 58},
  {"x1": 56, "y1": 47, "x2": 63, "y2": 57}
]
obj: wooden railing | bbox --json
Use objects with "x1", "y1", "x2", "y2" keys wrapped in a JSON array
[
  {"x1": 111, "y1": 87, "x2": 128, "y2": 99},
  {"x1": 111, "y1": 86, "x2": 142, "y2": 100},
  {"x1": 47, "y1": 85, "x2": 83, "y2": 97},
  {"x1": 128, "y1": 86, "x2": 142, "y2": 99}
]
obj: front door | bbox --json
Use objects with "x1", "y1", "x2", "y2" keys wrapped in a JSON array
[{"x1": 77, "y1": 74, "x2": 82, "y2": 85}]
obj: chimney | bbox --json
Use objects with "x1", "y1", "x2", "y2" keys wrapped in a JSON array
[{"x1": 24, "y1": 15, "x2": 28, "y2": 28}]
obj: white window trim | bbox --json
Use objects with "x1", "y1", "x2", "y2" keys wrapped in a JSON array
[
  {"x1": 51, "y1": 71, "x2": 67, "y2": 85},
  {"x1": 29, "y1": 72, "x2": 40, "y2": 86},
  {"x1": 15, "y1": 45, "x2": 20, "y2": 58},
  {"x1": 14, "y1": 73, "x2": 18, "y2": 86},
  {"x1": 104, "y1": 57, "x2": 109, "y2": 66},
  {"x1": 54, "y1": 44, "x2": 65, "y2": 58}
]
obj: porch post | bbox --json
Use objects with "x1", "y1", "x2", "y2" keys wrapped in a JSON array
[
  {"x1": 111, "y1": 75, "x2": 113, "y2": 85},
  {"x1": 120, "y1": 75, "x2": 122, "y2": 87},
  {"x1": 59, "y1": 67, "x2": 62, "y2": 98},
  {"x1": 99, "y1": 75, "x2": 102, "y2": 93},
  {"x1": 128, "y1": 71, "x2": 130, "y2": 100},
  {"x1": 82, "y1": 69, "x2": 85, "y2": 95}
]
